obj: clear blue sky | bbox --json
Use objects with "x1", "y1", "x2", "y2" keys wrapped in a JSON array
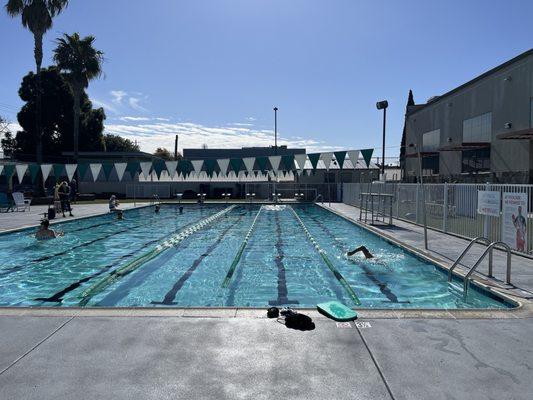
[{"x1": 1, "y1": 0, "x2": 532, "y2": 157}]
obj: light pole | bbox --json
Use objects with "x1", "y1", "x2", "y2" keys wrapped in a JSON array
[
  {"x1": 376, "y1": 100, "x2": 388, "y2": 178},
  {"x1": 273, "y1": 107, "x2": 278, "y2": 155},
  {"x1": 409, "y1": 143, "x2": 428, "y2": 250}
]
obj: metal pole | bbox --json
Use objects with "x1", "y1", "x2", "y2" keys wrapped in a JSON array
[
  {"x1": 382, "y1": 107, "x2": 386, "y2": 176},
  {"x1": 416, "y1": 147, "x2": 428, "y2": 250},
  {"x1": 274, "y1": 107, "x2": 278, "y2": 155}
]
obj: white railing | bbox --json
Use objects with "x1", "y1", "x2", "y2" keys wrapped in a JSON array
[{"x1": 343, "y1": 182, "x2": 533, "y2": 256}]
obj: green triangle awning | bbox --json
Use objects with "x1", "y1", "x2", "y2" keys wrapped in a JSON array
[
  {"x1": 361, "y1": 149, "x2": 374, "y2": 168},
  {"x1": 28, "y1": 164, "x2": 40, "y2": 183},
  {"x1": 126, "y1": 162, "x2": 140, "y2": 178},
  {"x1": 308, "y1": 153, "x2": 321, "y2": 170},
  {"x1": 281, "y1": 154, "x2": 295, "y2": 171},
  {"x1": 152, "y1": 160, "x2": 166, "y2": 179},
  {"x1": 204, "y1": 159, "x2": 217, "y2": 177},
  {"x1": 3, "y1": 164, "x2": 15, "y2": 178},
  {"x1": 334, "y1": 151, "x2": 347, "y2": 169},
  {"x1": 77, "y1": 163, "x2": 90, "y2": 180},
  {"x1": 178, "y1": 159, "x2": 193, "y2": 175},
  {"x1": 256, "y1": 157, "x2": 268, "y2": 172},
  {"x1": 230, "y1": 158, "x2": 244, "y2": 173},
  {"x1": 102, "y1": 163, "x2": 115, "y2": 180},
  {"x1": 53, "y1": 164, "x2": 64, "y2": 180}
]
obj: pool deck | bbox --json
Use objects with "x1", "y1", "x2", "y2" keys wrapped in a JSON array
[{"x1": 0, "y1": 201, "x2": 532, "y2": 399}]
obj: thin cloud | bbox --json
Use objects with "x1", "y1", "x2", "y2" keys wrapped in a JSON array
[
  {"x1": 92, "y1": 98, "x2": 119, "y2": 115},
  {"x1": 128, "y1": 97, "x2": 149, "y2": 113},
  {"x1": 110, "y1": 90, "x2": 127, "y2": 104},
  {"x1": 103, "y1": 121, "x2": 343, "y2": 153},
  {"x1": 119, "y1": 116, "x2": 151, "y2": 122}
]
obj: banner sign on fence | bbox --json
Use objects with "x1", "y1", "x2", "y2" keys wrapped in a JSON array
[
  {"x1": 477, "y1": 190, "x2": 500, "y2": 216},
  {"x1": 502, "y1": 192, "x2": 528, "y2": 252}
]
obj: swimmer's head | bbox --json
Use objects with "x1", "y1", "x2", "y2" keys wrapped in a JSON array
[
  {"x1": 40, "y1": 219, "x2": 50, "y2": 228},
  {"x1": 155, "y1": 205, "x2": 160, "y2": 213}
]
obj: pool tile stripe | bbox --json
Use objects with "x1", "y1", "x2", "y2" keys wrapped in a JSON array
[
  {"x1": 298, "y1": 206, "x2": 403, "y2": 304},
  {"x1": 33, "y1": 212, "x2": 211, "y2": 303},
  {"x1": 78, "y1": 205, "x2": 236, "y2": 306},
  {"x1": 288, "y1": 205, "x2": 361, "y2": 306},
  {"x1": 152, "y1": 213, "x2": 246, "y2": 305},
  {"x1": 268, "y1": 211, "x2": 299, "y2": 306}
]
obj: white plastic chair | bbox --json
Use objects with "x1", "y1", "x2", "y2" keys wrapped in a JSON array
[{"x1": 12, "y1": 192, "x2": 31, "y2": 212}]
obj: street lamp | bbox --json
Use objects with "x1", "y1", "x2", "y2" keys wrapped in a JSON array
[
  {"x1": 273, "y1": 107, "x2": 278, "y2": 155},
  {"x1": 376, "y1": 100, "x2": 388, "y2": 177}
]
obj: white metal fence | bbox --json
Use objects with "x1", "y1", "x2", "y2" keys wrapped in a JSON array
[{"x1": 343, "y1": 182, "x2": 533, "y2": 256}]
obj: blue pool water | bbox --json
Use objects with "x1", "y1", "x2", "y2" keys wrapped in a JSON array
[{"x1": 0, "y1": 204, "x2": 513, "y2": 309}]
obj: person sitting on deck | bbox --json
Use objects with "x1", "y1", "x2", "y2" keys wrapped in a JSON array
[
  {"x1": 347, "y1": 245, "x2": 374, "y2": 259},
  {"x1": 109, "y1": 195, "x2": 121, "y2": 212},
  {"x1": 35, "y1": 219, "x2": 63, "y2": 240}
]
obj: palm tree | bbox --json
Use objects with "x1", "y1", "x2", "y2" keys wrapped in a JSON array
[
  {"x1": 5, "y1": 0, "x2": 69, "y2": 162},
  {"x1": 53, "y1": 33, "x2": 103, "y2": 161}
]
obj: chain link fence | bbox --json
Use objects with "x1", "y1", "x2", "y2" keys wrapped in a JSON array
[{"x1": 343, "y1": 182, "x2": 533, "y2": 256}]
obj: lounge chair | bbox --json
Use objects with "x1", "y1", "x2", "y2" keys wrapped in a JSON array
[
  {"x1": 12, "y1": 192, "x2": 31, "y2": 212},
  {"x1": 0, "y1": 193, "x2": 13, "y2": 212}
]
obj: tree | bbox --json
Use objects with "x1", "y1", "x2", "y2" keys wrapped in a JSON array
[
  {"x1": 103, "y1": 134, "x2": 140, "y2": 152},
  {"x1": 10, "y1": 67, "x2": 105, "y2": 161},
  {"x1": 400, "y1": 90, "x2": 415, "y2": 170},
  {"x1": 53, "y1": 32, "x2": 104, "y2": 161},
  {"x1": 5, "y1": 0, "x2": 69, "y2": 162},
  {"x1": 0, "y1": 116, "x2": 15, "y2": 158},
  {"x1": 153, "y1": 147, "x2": 172, "y2": 160}
]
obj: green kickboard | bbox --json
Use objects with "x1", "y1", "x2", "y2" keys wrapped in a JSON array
[{"x1": 317, "y1": 301, "x2": 358, "y2": 322}]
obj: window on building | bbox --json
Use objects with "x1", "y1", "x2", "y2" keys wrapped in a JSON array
[
  {"x1": 462, "y1": 147, "x2": 491, "y2": 173},
  {"x1": 463, "y1": 112, "x2": 492, "y2": 143},
  {"x1": 422, "y1": 129, "x2": 440, "y2": 151},
  {"x1": 422, "y1": 154, "x2": 439, "y2": 175}
]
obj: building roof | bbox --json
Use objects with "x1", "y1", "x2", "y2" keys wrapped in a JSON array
[
  {"x1": 61, "y1": 151, "x2": 163, "y2": 161},
  {"x1": 183, "y1": 146, "x2": 305, "y2": 160},
  {"x1": 407, "y1": 49, "x2": 533, "y2": 116}
]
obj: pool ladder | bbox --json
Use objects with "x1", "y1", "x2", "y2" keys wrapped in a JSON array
[{"x1": 447, "y1": 236, "x2": 512, "y2": 299}]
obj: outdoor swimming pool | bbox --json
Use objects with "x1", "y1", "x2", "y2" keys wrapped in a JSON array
[{"x1": 0, "y1": 204, "x2": 514, "y2": 309}]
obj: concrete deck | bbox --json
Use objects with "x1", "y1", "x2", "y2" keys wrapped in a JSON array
[
  {"x1": 0, "y1": 202, "x2": 532, "y2": 399},
  {"x1": 0, "y1": 202, "x2": 149, "y2": 233},
  {"x1": 0, "y1": 314, "x2": 531, "y2": 400}
]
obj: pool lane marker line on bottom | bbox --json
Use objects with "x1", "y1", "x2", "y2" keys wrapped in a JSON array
[
  {"x1": 152, "y1": 213, "x2": 246, "y2": 305},
  {"x1": 35, "y1": 212, "x2": 213, "y2": 303},
  {"x1": 221, "y1": 205, "x2": 264, "y2": 287},
  {"x1": 78, "y1": 205, "x2": 236, "y2": 306},
  {"x1": 287, "y1": 205, "x2": 361, "y2": 306},
  {"x1": 299, "y1": 207, "x2": 405, "y2": 304},
  {"x1": 268, "y1": 211, "x2": 299, "y2": 306}
]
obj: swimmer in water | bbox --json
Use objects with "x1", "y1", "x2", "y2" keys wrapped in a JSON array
[
  {"x1": 35, "y1": 219, "x2": 63, "y2": 240},
  {"x1": 179, "y1": 206, "x2": 183, "y2": 214},
  {"x1": 347, "y1": 245, "x2": 374, "y2": 259},
  {"x1": 155, "y1": 204, "x2": 160, "y2": 213},
  {"x1": 116, "y1": 210, "x2": 124, "y2": 220}
]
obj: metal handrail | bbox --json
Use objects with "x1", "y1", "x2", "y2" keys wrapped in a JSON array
[
  {"x1": 313, "y1": 194, "x2": 323, "y2": 203},
  {"x1": 462, "y1": 241, "x2": 512, "y2": 299},
  {"x1": 447, "y1": 236, "x2": 491, "y2": 282}
]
